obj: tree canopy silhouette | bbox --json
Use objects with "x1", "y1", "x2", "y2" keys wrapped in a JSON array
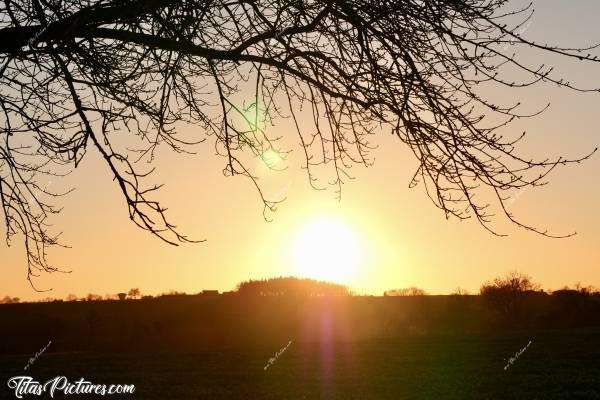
[
  {"x1": 1, "y1": 0, "x2": 599, "y2": 284},
  {"x1": 236, "y1": 277, "x2": 349, "y2": 296},
  {"x1": 480, "y1": 270, "x2": 540, "y2": 319}
]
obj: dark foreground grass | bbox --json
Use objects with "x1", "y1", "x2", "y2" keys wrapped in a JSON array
[{"x1": 1, "y1": 329, "x2": 599, "y2": 399}]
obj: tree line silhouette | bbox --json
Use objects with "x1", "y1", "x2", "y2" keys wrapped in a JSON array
[
  {"x1": 1, "y1": 273, "x2": 600, "y2": 354},
  {"x1": 236, "y1": 277, "x2": 350, "y2": 297},
  {"x1": 2, "y1": 273, "x2": 599, "y2": 306}
]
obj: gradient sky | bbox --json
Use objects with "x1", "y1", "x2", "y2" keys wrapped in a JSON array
[{"x1": 1, "y1": 0, "x2": 600, "y2": 301}]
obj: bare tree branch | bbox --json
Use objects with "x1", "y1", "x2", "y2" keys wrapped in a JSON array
[{"x1": 1, "y1": 0, "x2": 598, "y2": 285}]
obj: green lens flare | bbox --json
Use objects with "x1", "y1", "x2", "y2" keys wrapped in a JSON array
[
  {"x1": 261, "y1": 149, "x2": 282, "y2": 168},
  {"x1": 241, "y1": 103, "x2": 259, "y2": 132}
]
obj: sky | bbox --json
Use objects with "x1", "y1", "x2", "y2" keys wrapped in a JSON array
[{"x1": 1, "y1": 0, "x2": 600, "y2": 301}]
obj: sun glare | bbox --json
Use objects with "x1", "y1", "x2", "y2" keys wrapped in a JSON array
[{"x1": 290, "y1": 216, "x2": 362, "y2": 284}]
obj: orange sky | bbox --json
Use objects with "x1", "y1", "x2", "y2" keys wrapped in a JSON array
[{"x1": 1, "y1": 0, "x2": 599, "y2": 301}]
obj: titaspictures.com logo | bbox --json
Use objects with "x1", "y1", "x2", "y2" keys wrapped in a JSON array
[{"x1": 7, "y1": 376, "x2": 135, "y2": 398}]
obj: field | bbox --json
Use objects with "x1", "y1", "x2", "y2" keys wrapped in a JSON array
[
  {"x1": 2, "y1": 332, "x2": 600, "y2": 399},
  {"x1": 1, "y1": 296, "x2": 599, "y2": 399}
]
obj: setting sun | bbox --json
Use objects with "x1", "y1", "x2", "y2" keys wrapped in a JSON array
[{"x1": 290, "y1": 216, "x2": 362, "y2": 283}]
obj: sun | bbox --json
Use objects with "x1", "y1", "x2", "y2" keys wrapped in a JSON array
[{"x1": 290, "y1": 216, "x2": 362, "y2": 284}]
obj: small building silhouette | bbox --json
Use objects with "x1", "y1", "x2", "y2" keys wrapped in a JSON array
[
  {"x1": 117, "y1": 293, "x2": 127, "y2": 301},
  {"x1": 201, "y1": 290, "x2": 219, "y2": 296}
]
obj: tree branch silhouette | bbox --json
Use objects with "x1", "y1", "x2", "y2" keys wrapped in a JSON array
[{"x1": 1, "y1": 0, "x2": 598, "y2": 286}]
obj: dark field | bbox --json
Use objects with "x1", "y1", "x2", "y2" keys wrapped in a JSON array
[
  {"x1": 1, "y1": 296, "x2": 600, "y2": 399},
  {"x1": 2, "y1": 332, "x2": 600, "y2": 399}
]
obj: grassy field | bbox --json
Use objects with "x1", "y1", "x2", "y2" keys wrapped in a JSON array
[{"x1": 1, "y1": 329, "x2": 599, "y2": 399}]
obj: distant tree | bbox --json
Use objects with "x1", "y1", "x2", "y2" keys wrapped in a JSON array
[
  {"x1": 574, "y1": 282, "x2": 597, "y2": 296},
  {"x1": 65, "y1": 294, "x2": 78, "y2": 302},
  {"x1": 1, "y1": 296, "x2": 20, "y2": 304},
  {"x1": 551, "y1": 287, "x2": 580, "y2": 299},
  {"x1": 2, "y1": 0, "x2": 599, "y2": 285},
  {"x1": 117, "y1": 293, "x2": 127, "y2": 301},
  {"x1": 480, "y1": 271, "x2": 540, "y2": 319},
  {"x1": 552, "y1": 284, "x2": 599, "y2": 308},
  {"x1": 39, "y1": 297, "x2": 55, "y2": 302},
  {"x1": 550, "y1": 285, "x2": 596, "y2": 320},
  {"x1": 162, "y1": 290, "x2": 186, "y2": 297},
  {"x1": 127, "y1": 288, "x2": 141, "y2": 299},
  {"x1": 384, "y1": 287, "x2": 428, "y2": 296},
  {"x1": 86, "y1": 293, "x2": 102, "y2": 301},
  {"x1": 236, "y1": 277, "x2": 349, "y2": 297},
  {"x1": 451, "y1": 288, "x2": 470, "y2": 296}
]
